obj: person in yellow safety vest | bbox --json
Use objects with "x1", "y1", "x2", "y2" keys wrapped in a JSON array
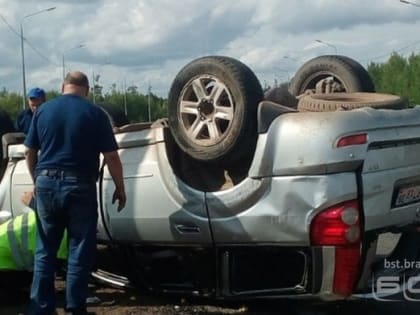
[{"x1": 0, "y1": 192, "x2": 67, "y2": 271}]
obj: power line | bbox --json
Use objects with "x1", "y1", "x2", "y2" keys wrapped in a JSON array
[
  {"x1": 0, "y1": 13, "x2": 19, "y2": 36},
  {"x1": 0, "y1": 13, "x2": 58, "y2": 66},
  {"x1": 25, "y1": 40, "x2": 59, "y2": 66},
  {"x1": 360, "y1": 38, "x2": 420, "y2": 64}
]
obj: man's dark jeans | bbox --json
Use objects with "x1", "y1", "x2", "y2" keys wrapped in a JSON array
[{"x1": 28, "y1": 174, "x2": 98, "y2": 315}]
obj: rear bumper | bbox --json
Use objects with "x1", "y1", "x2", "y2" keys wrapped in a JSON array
[
  {"x1": 215, "y1": 245, "x2": 360, "y2": 302},
  {"x1": 217, "y1": 246, "x2": 309, "y2": 297}
]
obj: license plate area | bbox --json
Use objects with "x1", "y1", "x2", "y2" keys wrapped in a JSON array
[{"x1": 392, "y1": 183, "x2": 420, "y2": 207}]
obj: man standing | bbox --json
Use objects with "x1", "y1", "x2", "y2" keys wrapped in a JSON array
[
  {"x1": 15, "y1": 87, "x2": 46, "y2": 134},
  {"x1": 24, "y1": 71, "x2": 126, "y2": 315}
]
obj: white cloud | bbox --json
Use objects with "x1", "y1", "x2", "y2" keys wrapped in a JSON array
[{"x1": 1, "y1": 0, "x2": 420, "y2": 98}]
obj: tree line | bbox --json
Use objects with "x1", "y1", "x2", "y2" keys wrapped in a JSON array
[
  {"x1": 2, "y1": 52, "x2": 420, "y2": 124},
  {"x1": 262, "y1": 52, "x2": 420, "y2": 105},
  {"x1": 367, "y1": 52, "x2": 420, "y2": 105},
  {"x1": 0, "y1": 86, "x2": 168, "y2": 124}
]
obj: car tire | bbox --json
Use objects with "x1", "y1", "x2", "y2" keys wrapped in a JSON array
[
  {"x1": 289, "y1": 55, "x2": 375, "y2": 97},
  {"x1": 0, "y1": 109, "x2": 15, "y2": 160},
  {"x1": 264, "y1": 83, "x2": 298, "y2": 108},
  {"x1": 98, "y1": 104, "x2": 129, "y2": 127},
  {"x1": 0, "y1": 109, "x2": 14, "y2": 135},
  {"x1": 168, "y1": 56, "x2": 263, "y2": 163},
  {"x1": 297, "y1": 92, "x2": 408, "y2": 112}
]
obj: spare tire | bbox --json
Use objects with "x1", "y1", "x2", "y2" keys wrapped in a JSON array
[
  {"x1": 297, "y1": 92, "x2": 408, "y2": 112},
  {"x1": 168, "y1": 56, "x2": 263, "y2": 163},
  {"x1": 289, "y1": 55, "x2": 375, "y2": 97}
]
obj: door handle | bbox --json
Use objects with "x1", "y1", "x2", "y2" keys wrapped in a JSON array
[{"x1": 175, "y1": 224, "x2": 201, "y2": 234}]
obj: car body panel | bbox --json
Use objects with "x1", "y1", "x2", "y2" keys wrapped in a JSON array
[
  {"x1": 206, "y1": 173, "x2": 357, "y2": 244},
  {"x1": 250, "y1": 106, "x2": 420, "y2": 177},
  {"x1": 100, "y1": 127, "x2": 212, "y2": 244},
  {"x1": 3, "y1": 105, "x2": 420, "y2": 300},
  {"x1": 249, "y1": 106, "x2": 420, "y2": 232}
]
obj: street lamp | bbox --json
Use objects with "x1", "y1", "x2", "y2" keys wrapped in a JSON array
[
  {"x1": 62, "y1": 44, "x2": 85, "y2": 79},
  {"x1": 400, "y1": 0, "x2": 420, "y2": 7},
  {"x1": 91, "y1": 72, "x2": 101, "y2": 104},
  {"x1": 91, "y1": 61, "x2": 111, "y2": 105},
  {"x1": 315, "y1": 39, "x2": 337, "y2": 54},
  {"x1": 20, "y1": 6, "x2": 56, "y2": 109}
]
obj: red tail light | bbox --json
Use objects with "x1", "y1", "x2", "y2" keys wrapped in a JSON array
[
  {"x1": 334, "y1": 246, "x2": 361, "y2": 296},
  {"x1": 311, "y1": 200, "x2": 360, "y2": 245},
  {"x1": 310, "y1": 200, "x2": 362, "y2": 297},
  {"x1": 337, "y1": 133, "x2": 367, "y2": 148}
]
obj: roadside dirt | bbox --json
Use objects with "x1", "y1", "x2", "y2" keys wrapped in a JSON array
[
  {"x1": 0, "y1": 275, "x2": 251, "y2": 315},
  {"x1": 4, "y1": 274, "x2": 327, "y2": 315},
  {"x1": 0, "y1": 246, "x2": 251, "y2": 315},
  {"x1": 0, "y1": 269, "x2": 377, "y2": 315},
  {"x1": 0, "y1": 237, "x2": 414, "y2": 314},
  {"x1": 0, "y1": 245, "x2": 388, "y2": 315},
  {"x1": 0, "y1": 280, "x2": 390, "y2": 315}
]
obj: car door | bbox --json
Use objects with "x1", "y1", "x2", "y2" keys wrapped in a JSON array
[{"x1": 99, "y1": 128, "x2": 213, "y2": 245}]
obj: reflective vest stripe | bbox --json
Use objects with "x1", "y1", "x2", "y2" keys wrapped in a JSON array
[
  {"x1": 6, "y1": 213, "x2": 33, "y2": 270},
  {"x1": 7, "y1": 219, "x2": 25, "y2": 269},
  {"x1": 20, "y1": 213, "x2": 33, "y2": 269},
  {"x1": 3, "y1": 211, "x2": 67, "y2": 271}
]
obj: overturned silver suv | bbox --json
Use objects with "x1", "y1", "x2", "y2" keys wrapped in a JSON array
[{"x1": 1, "y1": 55, "x2": 420, "y2": 301}]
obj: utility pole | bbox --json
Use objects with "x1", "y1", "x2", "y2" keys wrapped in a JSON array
[
  {"x1": 19, "y1": 7, "x2": 56, "y2": 109},
  {"x1": 62, "y1": 44, "x2": 85, "y2": 79},
  {"x1": 123, "y1": 79, "x2": 127, "y2": 116},
  {"x1": 147, "y1": 83, "x2": 152, "y2": 122},
  {"x1": 92, "y1": 71, "x2": 96, "y2": 104},
  {"x1": 20, "y1": 23, "x2": 26, "y2": 110}
]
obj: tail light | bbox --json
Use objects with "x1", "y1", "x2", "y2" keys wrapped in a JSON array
[
  {"x1": 310, "y1": 200, "x2": 362, "y2": 297},
  {"x1": 337, "y1": 133, "x2": 367, "y2": 148}
]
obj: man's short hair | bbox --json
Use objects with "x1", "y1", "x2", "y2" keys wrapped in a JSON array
[{"x1": 63, "y1": 71, "x2": 89, "y2": 88}]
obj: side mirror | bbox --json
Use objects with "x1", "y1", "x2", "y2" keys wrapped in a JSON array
[{"x1": 2, "y1": 132, "x2": 25, "y2": 160}]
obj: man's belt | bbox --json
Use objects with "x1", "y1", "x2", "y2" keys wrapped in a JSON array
[{"x1": 38, "y1": 169, "x2": 96, "y2": 182}]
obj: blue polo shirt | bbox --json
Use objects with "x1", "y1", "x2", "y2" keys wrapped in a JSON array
[
  {"x1": 15, "y1": 108, "x2": 33, "y2": 134},
  {"x1": 24, "y1": 94, "x2": 118, "y2": 177}
]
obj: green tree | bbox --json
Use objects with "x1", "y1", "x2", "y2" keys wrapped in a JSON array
[
  {"x1": 368, "y1": 52, "x2": 420, "y2": 105},
  {"x1": 0, "y1": 90, "x2": 23, "y2": 120}
]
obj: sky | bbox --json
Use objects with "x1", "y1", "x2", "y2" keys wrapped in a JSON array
[{"x1": 1, "y1": 0, "x2": 420, "y2": 98}]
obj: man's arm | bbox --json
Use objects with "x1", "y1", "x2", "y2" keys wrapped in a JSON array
[
  {"x1": 21, "y1": 191, "x2": 35, "y2": 209},
  {"x1": 103, "y1": 150, "x2": 126, "y2": 212},
  {"x1": 24, "y1": 146, "x2": 38, "y2": 182}
]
